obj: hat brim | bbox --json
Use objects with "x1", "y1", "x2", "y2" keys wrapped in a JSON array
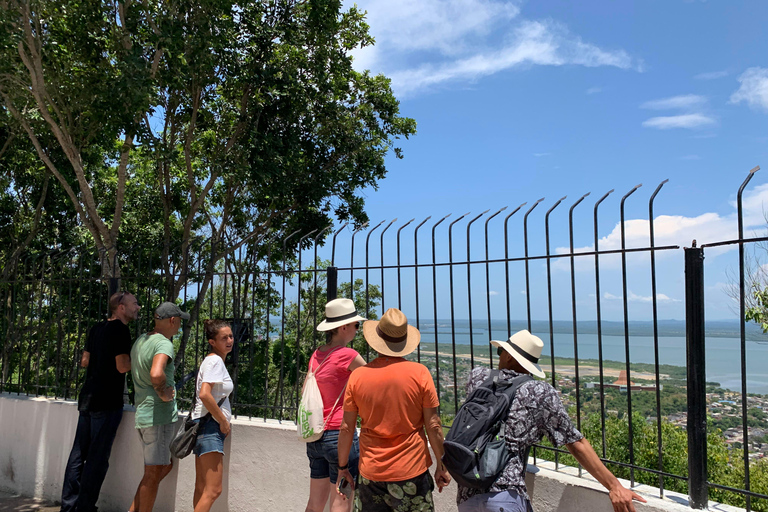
[
  {"x1": 491, "y1": 340, "x2": 546, "y2": 378},
  {"x1": 316, "y1": 314, "x2": 367, "y2": 332},
  {"x1": 362, "y1": 320, "x2": 420, "y2": 357}
]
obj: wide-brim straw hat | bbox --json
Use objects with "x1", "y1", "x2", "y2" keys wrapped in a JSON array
[
  {"x1": 316, "y1": 298, "x2": 367, "y2": 332},
  {"x1": 491, "y1": 329, "x2": 546, "y2": 378},
  {"x1": 362, "y1": 308, "x2": 420, "y2": 357}
]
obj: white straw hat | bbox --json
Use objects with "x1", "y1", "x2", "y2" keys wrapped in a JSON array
[
  {"x1": 491, "y1": 330, "x2": 546, "y2": 378},
  {"x1": 316, "y1": 298, "x2": 367, "y2": 331}
]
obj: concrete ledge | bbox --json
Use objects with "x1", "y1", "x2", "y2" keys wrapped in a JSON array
[
  {"x1": 0, "y1": 393, "x2": 747, "y2": 512},
  {"x1": 0, "y1": 393, "x2": 180, "y2": 512}
]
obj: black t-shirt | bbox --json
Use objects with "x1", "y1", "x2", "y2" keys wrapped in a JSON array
[{"x1": 77, "y1": 319, "x2": 133, "y2": 412}]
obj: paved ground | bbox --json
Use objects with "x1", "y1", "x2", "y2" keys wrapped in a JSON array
[{"x1": 0, "y1": 491, "x2": 58, "y2": 512}]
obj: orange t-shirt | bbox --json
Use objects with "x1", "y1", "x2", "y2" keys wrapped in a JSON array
[{"x1": 343, "y1": 357, "x2": 440, "y2": 482}]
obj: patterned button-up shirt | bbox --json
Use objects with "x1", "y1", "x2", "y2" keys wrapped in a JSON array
[{"x1": 456, "y1": 367, "x2": 583, "y2": 505}]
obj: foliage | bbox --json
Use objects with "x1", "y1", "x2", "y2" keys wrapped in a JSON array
[
  {"x1": 267, "y1": 266, "x2": 382, "y2": 418},
  {"x1": 165, "y1": 258, "x2": 381, "y2": 420},
  {"x1": 0, "y1": 0, "x2": 416, "y2": 363},
  {"x1": 746, "y1": 287, "x2": 768, "y2": 333},
  {"x1": 534, "y1": 411, "x2": 768, "y2": 509}
]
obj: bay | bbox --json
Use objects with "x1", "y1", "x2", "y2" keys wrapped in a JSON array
[{"x1": 416, "y1": 321, "x2": 768, "y2": 394}]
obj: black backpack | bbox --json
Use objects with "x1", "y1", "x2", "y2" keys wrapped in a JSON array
[{"x1": 442, "y1": 370, "x2": 531, "y2": 489}]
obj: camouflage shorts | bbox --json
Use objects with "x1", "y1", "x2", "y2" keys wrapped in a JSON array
[{"x1": 354, "y1": 470, "x2": 435, "y2": 512}]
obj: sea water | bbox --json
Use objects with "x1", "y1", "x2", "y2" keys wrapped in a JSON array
[{"x1": 417, "y1": 322, "x2": 768, "y2": 394}]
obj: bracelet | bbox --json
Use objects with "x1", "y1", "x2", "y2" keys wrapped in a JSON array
[{"x1": 338, "y1": 462, "x2": 349, "y2": 470}]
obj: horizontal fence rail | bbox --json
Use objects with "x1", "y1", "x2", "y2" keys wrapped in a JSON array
[{"x1": 2, "y1": 170, "x2": 767, "y2": 510}]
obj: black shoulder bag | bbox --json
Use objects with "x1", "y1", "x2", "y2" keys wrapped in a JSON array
[{"x1": 170, "y1": 382, "x2": 228, "y2": 459}]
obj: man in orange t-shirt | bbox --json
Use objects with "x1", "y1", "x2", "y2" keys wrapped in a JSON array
[{"x1": 336, "y1": 308, "x2": 451, "y2": 511}]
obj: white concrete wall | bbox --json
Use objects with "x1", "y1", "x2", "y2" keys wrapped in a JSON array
[
  {"x1": 0, "y1": 393, "x2": 179, "y2": 511},
  {"x1": 0, "y1": 393, "x2": 744, "y2": 512}
]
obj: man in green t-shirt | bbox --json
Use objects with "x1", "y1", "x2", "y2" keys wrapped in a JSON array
[{"x1": 129, "y1": 302, "x2": 188, "y2": 512}]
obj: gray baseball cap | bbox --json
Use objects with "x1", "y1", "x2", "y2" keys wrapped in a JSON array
[{"x1": 154, "y1": 302, "x2": 190, "y2": 320}]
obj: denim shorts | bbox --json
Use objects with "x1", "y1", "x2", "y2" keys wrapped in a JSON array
[
  {"x1": 193, "y1": 418, "x2": 227, "y2": 457},
  {"x1": 137, "y1": 422, "x2": 175, "y2": 466},
  {"x1": 306, "y1": 429, "x2": 359, "y2": 484}
]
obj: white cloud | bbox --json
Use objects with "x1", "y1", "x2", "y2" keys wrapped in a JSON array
[
  {"x1": 586, "y1": 86, "x2": 603, "y2": 94},
  {"x1": 604, "y1": 292, "x2": 680, "y2": 303},
  {"x1": 489, "y1": 290, "x2": 500, "y2": 296},
  {"x1": 554, "y1": 182, "x2": 768, "y2": 273},
  {"x1": 694, "y1": 70, "x2": 728, "y2": 80},
  {"x1": 640, "y1": 95, "x2": 714, "y2": 130},
  {"x1": 346, "y1": 1, "x2": 640, "y2": 96},
  {"x1": 352, "y1": 0, "x2": 520, "y2": 55},
  {"x1": 534, "y1": 152, "x2": 550, "y2": 157},
  {"x1": 680, "y1": 154, "x2": 701, "y2": 160},
  {"x1": 641, "y1": 95, "x2": 706, "y2": 110},
  {"x1": 642, "y1": 114, "x2": 715, "y2": 130},
  {"x1": 730, "y1": 67, "x2": 768, "y2": 112}
]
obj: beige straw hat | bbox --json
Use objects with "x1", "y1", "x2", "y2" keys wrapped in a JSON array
[
  {"x1": 362, "y1": 308, "x2": 420, "y2": 357},
  {"x1": 491, "y1": 329, "x2": 546, "y2": 378},
  {"x1": 316, "y1": 298, "x2": 367, "y2": 332}
]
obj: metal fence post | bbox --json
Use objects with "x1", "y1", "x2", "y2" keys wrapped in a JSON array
[
  {"x1": 685, "y1": 243, "x2": 707, "y2": 509},
  {"x1": 327, "y1": 266, "x2": 338, "y2": 301},
  {"x1": 109, "y1": 277, "x2": 119, "y2": 297}
]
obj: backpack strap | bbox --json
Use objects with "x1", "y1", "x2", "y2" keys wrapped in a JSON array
[
  {"x1": 309, "y1": 346, "x2": 343, "y2": 375},
  {"x1": 497, "y1": 373, "x2": 532, "y2": 403},
  {"x1": 185, "y1": 373, "x2": 229, "y2": 423},
  {"x1": 494, "y1": 373, "x2": 533, "y2": 482},
  {"x1": 321, "y1": 384, "x2": 347, "y2": 430},
  {"x1": 476, "y1": 370, "x2": 533, "y2": 479}
]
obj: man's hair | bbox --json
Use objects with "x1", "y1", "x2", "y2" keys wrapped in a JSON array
[
  {"x1": 108, "y1": 291, "x2": 130, "y2": 315},
  {"x1": 204, "y1": 319, "x2": 230, "y2": 341}
]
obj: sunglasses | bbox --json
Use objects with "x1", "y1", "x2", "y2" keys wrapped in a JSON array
[
  {"x1": 497, "y1": 346, "x2": 504, "y2": 357},
  {"x1": 353, "y1": 322, "x2": 361, "y2": 329}
]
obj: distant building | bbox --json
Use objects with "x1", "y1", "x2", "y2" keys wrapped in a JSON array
[{"x1": 585, "y1": 371, "x2": 662, "y2": 393}]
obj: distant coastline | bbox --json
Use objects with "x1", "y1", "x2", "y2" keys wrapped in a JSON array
[{"x1": 414, "y1": 319, "x2": 768, "y2": 342}]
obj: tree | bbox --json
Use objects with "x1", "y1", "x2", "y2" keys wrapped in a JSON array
[{"x1": 1, "y1": 0, "x2": 416, "y2": 360}]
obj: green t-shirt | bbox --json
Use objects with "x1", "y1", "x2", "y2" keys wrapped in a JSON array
[{"x1": 131, "y1": 332, "x2": 178, "y2": 428}]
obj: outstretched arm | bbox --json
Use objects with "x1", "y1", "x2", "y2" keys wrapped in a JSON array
[{"x1": 566, "y1": 438, "x2": 646, "y2": 512}]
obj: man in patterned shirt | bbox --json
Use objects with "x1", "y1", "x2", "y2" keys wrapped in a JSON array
[{"x1": 456, "y1": 330, "x2": 646, "y2": 512}]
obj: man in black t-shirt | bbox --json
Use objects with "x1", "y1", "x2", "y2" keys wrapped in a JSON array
[{"x1": 60, "y1": 291, "x2": 140, "y2": 512}]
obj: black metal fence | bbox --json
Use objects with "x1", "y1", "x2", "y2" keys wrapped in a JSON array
[{"x1": 1, "y1": 170, "x2": 767, "y2": 510}]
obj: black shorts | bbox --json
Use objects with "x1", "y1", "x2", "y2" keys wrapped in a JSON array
[{"x1": 354, "y1": 470, "x2": 435, "y2": 512}]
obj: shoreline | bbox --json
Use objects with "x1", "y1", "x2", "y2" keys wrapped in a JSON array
[{"x1": 417, "y1": 349, "x2": 666, "y2": 381}]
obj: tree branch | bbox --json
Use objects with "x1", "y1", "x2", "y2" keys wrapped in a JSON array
[
  {"x1": 0, "y1": 131, "x2": 14, "y2": 160},
  {"x1": 184, "y1": 85, "x2": 202, "y2": 205},
  {"x1": 1, "y1": 92, "x2": 107, "y2": 256},
  {"x1": 110, "y1": 132, "x2": 133, "y2": 242},
  {"x1": 1, "y1": 173, "x2": 50, "y2": 280},
  {"x1": 15, "y1": 16, "x2": 112, "y2": 244}
]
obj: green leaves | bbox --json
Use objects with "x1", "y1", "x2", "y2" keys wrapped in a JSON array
[{"x1": 746, "y1": 286, "x2": 768, "y2": 333}]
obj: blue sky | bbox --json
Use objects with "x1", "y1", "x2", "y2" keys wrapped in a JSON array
[{"x1": 323, "y1": 0, "x2": 768, "y2": 323}]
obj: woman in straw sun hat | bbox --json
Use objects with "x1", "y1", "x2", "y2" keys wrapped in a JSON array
[
  {"x1": 305, "y1": 298, "x2": 367, "y2": 512},
  {"x1": 336, "y1": 308, "x2": 451, "y2": 512}
]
